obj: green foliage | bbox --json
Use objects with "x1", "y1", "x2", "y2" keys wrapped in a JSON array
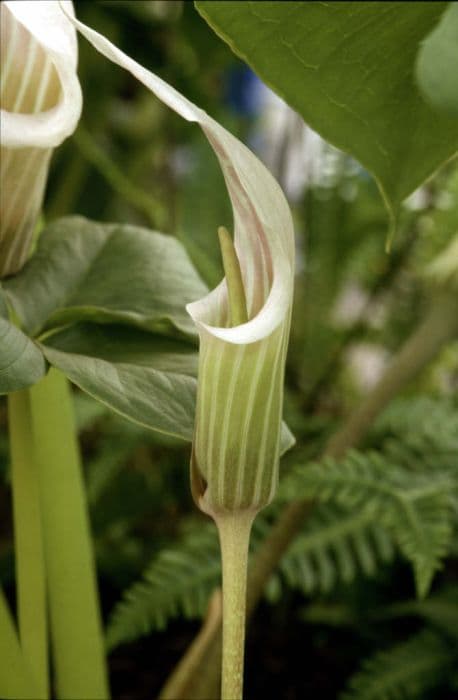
[
  {"x1": 0, "y1": 287, "x2": 47, "y2": 394},
  {"x1": 196, "y1": 0, "x2": 458, "y2": 229},
  {"x1": 273, "y1": 503, "x2": 395, "y2": 598},
  {"x1": 374, "y1": 396, "x2": 458, "y2": 473},
  {"x1": 280, "y1": 450, "x2": 454, "y2": 597},
  {"x1": 1, "y1": 216, "x2": 204, "y2": 439},
  {"x1": 106, "y1": 502, "x2": 396, "y2": 650},
  {"x1": 362, "y1": 587, "x2": 458, "y2": 644},
  {"x1": 0, "y1": 316, "x2": 46, "y2": 394},
  {"x1": 416, "y1": 3, "x2": 458, "y2": 117},
  {"x1": 104, "y1": 394, "x2": 457, "y2": 653},
  {"x1": 395, "y1": 587, "x2": 458, "y2": 639},
  {"x1": 106, "y1": 522, "x2": 220, "y2": 649},
  {"x1": 3, "y1": 216, "x2": 206, "y2": 339},
  {"x1": 42, "y1": 323, "x2": 198, "y2": 441},
  {"x1": 340, "y1": 629, "x2": 455, "y2": 700}
]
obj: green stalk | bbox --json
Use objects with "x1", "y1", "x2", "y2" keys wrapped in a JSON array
[
  {"x1": 8, "y1": 390, "x2": 48, "y2": 699},
  {"x1": 216, "y1": 511, "x2": 254, "y2": 700},
  {"x1": 30, "y1": 368, "x2": 109, "y2": 700},
  {"x1": 0, "y1": 588, "x2": 39, "y2": 700}
]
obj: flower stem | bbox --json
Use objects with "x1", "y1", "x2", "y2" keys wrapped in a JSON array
[
  {"x1": 30, "y1": 368, "x2": 109, "y2": 699},
  {"x1": 216, "y1": 510, "x2": 254, "y2": 700}
]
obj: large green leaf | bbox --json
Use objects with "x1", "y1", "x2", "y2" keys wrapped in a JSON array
[
  {"x1": 41, "y1": 323, "x2": 198, "y2": 440},
  {"x1": 0, "y1": 289, "x2": 46, "y2": 394},
  {"x1": 416, "y1": 2, "x2": 458, "y2": 117},
  {"x1": 196, "y1": 1, "x2": 458, "y2": 229},
  {"x1": 4, "y1": 216, "x2": 207, "y2": 339}
]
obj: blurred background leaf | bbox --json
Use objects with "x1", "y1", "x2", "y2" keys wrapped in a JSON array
[{"x1": 196, "y1": 0, "x2": 458, "y2": 234}]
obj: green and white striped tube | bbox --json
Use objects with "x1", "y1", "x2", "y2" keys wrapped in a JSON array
[
  {"x1": 0, "y1": 1, "x2": 81, "y2": 278},
  {"x1": 62, "y1": 6, "x2": 295, "y2": 517}
]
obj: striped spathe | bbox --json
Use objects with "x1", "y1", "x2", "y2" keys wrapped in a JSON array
[
  {"x1": 63, "y1": 5, "x2": 295, "y2": 517},
  {"x1": 0, "y1": 1, "x2": 82, "y2": 278}
]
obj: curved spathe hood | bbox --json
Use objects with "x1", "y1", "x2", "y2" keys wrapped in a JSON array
[
  {"x1": 61, "y1": 6, "x2": 295, "y2": 515},
  {"x1": 60, "y1": 6, "x2": 294, "y2": 342},
  {"x1": 1, "y1": 1, "x2": 82, "y2": 149},
  {"x1": 0, "y1": 1, "x2": 82, "y2": 278}
]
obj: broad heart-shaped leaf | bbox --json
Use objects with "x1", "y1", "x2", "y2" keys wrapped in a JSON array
[
  {"x1": 3, "y1": 216, "x2": 207, "y2": 339},
  {"x1": 40, "y1": 321, "x2": 295, "y2": 451},
  {"x1": 0, "y1": 287, "x2": 47, "y2": 394},
  {"x1": 196, "y1": 1, "x2": 458, "y2": 230}
]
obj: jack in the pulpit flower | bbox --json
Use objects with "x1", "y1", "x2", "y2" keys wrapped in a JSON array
[
  {"x1": 62, "y1": 6, "x2": 295, "y2": 519},
  {"x1": 0, "y1": 0, "x2": 82, "y2": 277}
]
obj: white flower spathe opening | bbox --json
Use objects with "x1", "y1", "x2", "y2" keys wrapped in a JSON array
[
  {"x1": 0, "y1": 1, "x2": 82, "y2": 277},
  {"x1": 1, "y1": 1, "x2": 82, "y2": 149}
]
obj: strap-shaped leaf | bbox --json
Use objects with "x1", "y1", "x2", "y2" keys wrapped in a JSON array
[{"x1": 4, "y1": 216, "x2": 207, "y2": 339}]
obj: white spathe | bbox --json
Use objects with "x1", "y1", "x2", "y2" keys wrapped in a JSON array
[
  {"x1": 0, "y1": 1, "x2": 82, "y2": 277},
  {"x1": 63, "y1": 6, "x2": 295, "y2": 515}
]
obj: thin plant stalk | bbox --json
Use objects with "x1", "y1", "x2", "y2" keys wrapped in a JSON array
[
  {"x1": 8, "y1": 389, "x2": 48, "y2": 699},
  {"x1": 216, "y1": 511, "x2": 254, "y2": 700},
  {"x1": 29, "y1": 368, "x2": 109, "y2": 700}
]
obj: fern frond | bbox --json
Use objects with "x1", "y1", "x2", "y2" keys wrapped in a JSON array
[
  {"x1": 275, "y1": 503, "x2": 395, "y2": 596},
  {"x1": 384, "y1": 587, "x2": 458, "y2": 639},
  {"x1": 105, "y1": 512, "x2": 284, "y2": 649},
  {"x1": 106, "y1": 499, "x2": 396, "y2": 648},
  {"x1": 375, "y1": 396, "x2": 458, "y2": 473},
  {"x1": 106, "y1": 523, "x2": 220, "y2": 650},
  {"x1": 391, "y1": 489, "x2": 452, "y2": 598},
  {"x1": 340, "y1": 629, "x2": 455, "y2": 700},
  {"x1": 375, "y1": 396, "x2": 458, "y2": 445},
  {"x1": 106, "y1": 445, "x2": 454, "y2": 649},
  {"x1": 280, "y1": 451, "x2": 454, "y2": 597}
]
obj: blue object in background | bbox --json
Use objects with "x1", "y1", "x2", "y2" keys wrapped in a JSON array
[{"x1": 224, "y1": 65, "x2": 266, "y2": 117}]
